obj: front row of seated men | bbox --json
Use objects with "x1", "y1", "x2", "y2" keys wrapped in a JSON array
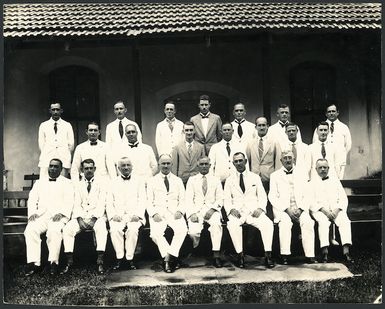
[{"x1": 24, "y1": 152, "x2": 353, "y2": 277}]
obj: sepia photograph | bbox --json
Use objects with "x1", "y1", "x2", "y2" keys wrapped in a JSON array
[{"x1": 2, "y1": 1, "x2": 382, "y2": 305}]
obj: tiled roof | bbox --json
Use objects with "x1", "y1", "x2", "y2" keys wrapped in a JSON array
[{"x1": 3, "y1": 2, "x2": 382, "y2": 38}]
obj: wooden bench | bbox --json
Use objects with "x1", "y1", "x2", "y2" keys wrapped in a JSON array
[{"x1": 23, "y1": 174, "x2": 39, "y2": 191}]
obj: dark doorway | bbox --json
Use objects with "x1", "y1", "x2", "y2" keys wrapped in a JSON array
[
  {"x1": 290, "y1": 62, "x2": 336, "y2": 144},
  {"x1": 49, "y1": 66, "x2": 99, "y2": 144}
]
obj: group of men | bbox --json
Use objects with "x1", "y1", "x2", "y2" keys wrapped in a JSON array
[{"x1": 25, "y1": 94, "x2": 353, "y2": 276}]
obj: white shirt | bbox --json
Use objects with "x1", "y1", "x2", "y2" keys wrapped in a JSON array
[
  {"x1": 38, "y1": 118, "x2": 74, "y2": 168},
  {"x1": 105, "y1": 117, "x2": 142, "y2": 150},
  {"x1": 200, "y1": 113, "x2": 210, "y2": 137},
  {"x1": 231, "y1": 119, "x2": 256, "y2": 148},
  {"x1": 268, "y1": 121, "x2": 302, "y2": 151},
  {"x1": 279, "y1": 140, "x2": 309, "y2": 175},
  {"x1": 155, "y1": 118, "x2": 184, "y2": 156}
]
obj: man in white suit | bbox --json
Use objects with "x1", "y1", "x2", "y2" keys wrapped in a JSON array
[
  {"x1": 147, "y1": 154, "x2": 187, "y2": 273},
  {"x1": 312, "y1": 104, "x2": 352, "y2": 178},
  {"x1": 24, "y1": 158, "x2": 74, "y2": 276},
  {"x1": 209, "y1": 123, "x2": 246, "y2": 185},
  {"x1": 62, "y1": 159, "x2": 108, "y2": 275},
  {"x1": 310, "y1": 159, "x2": 353, "y2": 263},
  {"x1": 190, "y1": 94, "x2": 222, "y2": 155},
  {"x1": 185, "y1": 156, "x2": 224, "y2": 267},
  {"x1": 155, "y1": 100, "x2": 184, "y2": 156},
  {"x1": 107, "y1": 157, "x2": 147, "y2": 271},
  {"x1": 269, "y1": 150, "x2": 316, "y2": 265},
  {"x1": 224, "y1": 152, "x2": 275, "y2": 269},
  {"x1": 105, "y1": 101, "x2": 142, "y2": 151},
  {"x1": 231, "y1": 103, "x2": 255, "y2": 148},
  {"x1": 38, "y1": 103, "x2": 74, "y2": 178}
]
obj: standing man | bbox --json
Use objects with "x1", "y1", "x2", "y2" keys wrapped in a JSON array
[
  {"x1": 209, "y1": 123, "x2": 246, "y2": 185},
  {"x1": 306, "y1": 122, "x2": 343, "y2": 181},
  {"x1": 310, "y1": 159, "x2": 353, "y2": 263},
  {"x1": 71, "y1": 122, "x2": 115, "y2": 182},
  {"x1": 62, "y1": 159, "x2": 108, "y2": 275},
  {"x1": 190, "y1": 94, "x2": 222, "y2": 155},
  {"x1": 107, "y1": 157, "x2": 147, "y2": 271},
  {"x1": 147, "y1": 154, "x2": 187, "y2": 273},
  {"x1": 38, "y1": 103, "x2": 74, "y2": 178},
  {"x1": 155, "y1": 100, "x2": 184, "y2": 156},
  {"x1": 171, "y1": 121, "x2": 205, "y2": 186},
  {"x1": 105, "y1": 101, "x2": 142, "y2": 151},
  {"x1": 269, "y1": 150, "x2": 316, "y2": 265},
  {"x1": 24, "y1": 159, "x2": 74, "y2": 276},
  {"x1": 224, "y1": 152, "x2": 275, "y2": 269},
  {"x1": 231, "y1": 103, "x2": 256, "y2": 148},
  {"x1": 312, "y1": 104, "x2": 352, "y2": 178},
  {"x1": 185, "y1": 157, "x2": 224, "y2": 267},
  {"x1": 282, "y1": 122, "x2": 308, "y2": 174},
  {"x1": 115, "y1": 124, "x2": 157, "y2": 181},
  {"x1": 268, "y1": 104, "x2": 302, "y2": 150},
  {"x1": 246, "y1": 117, "x2": 281, "y2": 188}
]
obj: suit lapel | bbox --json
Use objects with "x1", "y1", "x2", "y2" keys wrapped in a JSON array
[
  {"x1": 206, "y1": 114, "x2": 215, "y2": 136},
  {"x1": 261, "y1": 137, "x2": 271, "y2": 161},
  {"x1": 194, "y1": 116, "x2": 205, "y2": 138}
]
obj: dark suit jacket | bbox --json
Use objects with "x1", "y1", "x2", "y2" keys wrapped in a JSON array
[{"x1": 190, "y1": 113, "x2": 222, "y2": 155}]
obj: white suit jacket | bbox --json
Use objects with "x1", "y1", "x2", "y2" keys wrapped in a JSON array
[
  {"x1": 185, "y1": 173, "x2": 224, "y2": 218},
  {"x1": 27, "y1": 175, "x2": 74, "y2": 219},
  {"x1": 105, "y1": 117, "x2": 142, "y2": 149},
  {"x1": 279, "y1": 140, "x2": 309, "y2": 176},
  {"x1": 146, "y1": 172, "x2": 186, "y2": 218},
  {"x1": 106, "y1": 175, "x2": 147, "y2": 225},
  {"x1": 155, "y1": 118, "x2": 184, "y2": 156},
  {"x1": 72, "y1": 177, "x2": 107, "y2": 219},
  {"x1": 231, "y1": 119, "x2": 256, "y2": 148},
  {"x1": 38, "y1": 118, "x2": 74, "y2": 168},
  {"x1": 224, "y1": 170, "x2": 267, "y2": 216},
  {"x1": 268, "y1": 121, "x2": 302, "y2": 151}
]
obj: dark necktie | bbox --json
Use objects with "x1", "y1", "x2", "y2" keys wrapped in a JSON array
[
  {"x1": 322, "y1": 176, "x2": 329, "y2": 181},
  {"x1": 49, "y1": 178, "x2": 56, "y2": 182},
  {"x1": 129, "y1": 143, "x2": 138, "y2": 148},
  {"x1": 330, "y1": 122, "x2": 334, "y2": 134},
  {"x1": 239, "y1": 173, "x2": 245, "y2": 193},
  {"x1": 200, "y1": 113, "x2": 209, "y2": 119},
  {"x1": 164, "y1": 175, "x2": 170, "y2": 192},
  {"x1": 321, "y1": 143, "x2": 326, "y2": 158},
  {"x1": 90, "y1": 141, "x2": 97, "y2": 146},
  {"x1": 87, "y1": 181, "x2": 92, "y2": 193},
  {"x1": 54, "y1": 122, "x2": 58, "y2": 134},
  {"x1": 119, "y1": 120, "x2": 123, "y2": 138},
  {"x1": 202, "y1": 175, "x2": 208, "y2": 195},
  {"x1": 292, "y1": 143, "x2": 297, "y2": 164},
  {"x1": 285, "y1": 170, "x2": 293, "y2": 175},
  {"x1": 258, "y1": 138, "x2": 264, "y2": 159},
  {"x1": 237, "y1": 122, "x2": 243, "y2": 138},
  {"x1": 226, "y1": 142, "x2": 231, "y2": 156},
  {"x1": 279, "y1": 121, "x2": 286, "y2": 128}
]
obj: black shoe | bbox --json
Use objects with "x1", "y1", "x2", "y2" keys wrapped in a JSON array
[
  {"x1": 213, "y1": 257, "x2": 223, "y2": 268},
  {"x1": 305, "y1": 257, "x2": 317, "y2": 264},
  {"x1": 344, "y1": 253, "x2": 354, "y2": 264},
  {"x1": 174, "y1": 258, "x2": 182, "y2": 270},
  {"x1": 281, "y1": 255, "x2": 289, "y2": 265},
  {"x1": 60, "y1": 263, "x2": 72, "y2": 275},
  {"x1": 50, "y1": 263, "x2": 58, "y2": 276},
  {"x1": 97, "y1": 264, "x2": 105, "y2": 275},
  {"x1": 127, "y1": 260, "x2": 137, "y2": 270},
  {"x1": 163, "y1": 261, "x2": 173, "y2": 273},
  {"x1": 113, "y1": 259, "x2": 123, "y2": 271},
  {"x1": 265, "y1": 256, "x2": 275, "y2": 268},
  {"x1": 321, "y1": 253, "x2": 328, "y2": 263},
  {"x1": 237, "y1": 253, "x2": 245, "y2": 268},
  {"x1": 25, "y1": 264, "x2": 40, "y2": 277}
]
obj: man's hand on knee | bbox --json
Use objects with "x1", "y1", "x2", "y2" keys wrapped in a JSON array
[
  {"x1": 330, "y1": 208, "x2": 341, "y2": 220},
  {"x1": 28, "y1": 214, "x2": 39, "y2": 222},
  {"x1": 203, "y1": 208, "x2": 216, "y2": 221},
  {"x1": 152, "y1": 213, "x2": 162, "y2": 222},
  {"x1": 229, "y1": 209, "x2": 241, "y2": 219},
  {"x1": 130, "y1": 215, "x2": 140, "y2": 222},
  {"x1": 251, "y1": 208, "x2": 263, "y2": 218},
  {"x1": 112, "y1": 215, "x2": 122, "y2": 222},
  {"x1": 77, "y1": 217, "x2": 88, "y2": 230},
  {"x1": 190, "y1": 213, "x2": 199, "y2": 223},
  {"x1": 174, "y1": 211, "x2": 183, "y2": 220},
  {"x1": 52, "y1": 213, "x2": 65, "y2": 222}
]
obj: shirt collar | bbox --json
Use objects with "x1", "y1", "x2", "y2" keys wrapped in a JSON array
[
  {"x1": 235, "y1": 119, "x2": 245, "y2": 124},
  {"x1": 200, "y1": 112, "x2": 211, "y2": 118},
  {"x1": 50, "y1": 118, "x2": 61, "y2": 123},
  {"x1": 85, "y1": 177, "x2": 94, "y2": 183},
  {"x1": 166, "y1": 118, "x2": 175, "y2": 123}
]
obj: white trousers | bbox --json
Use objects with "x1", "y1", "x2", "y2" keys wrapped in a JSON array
[
  {"x1": 149, "y1": 216, "x2": 188, "y2": 258},
  {"x1": 188, "y1": 211, "x2": 222, "y2": 251},
  {"x1": 227, "y1": 212, "x2": 274, "y2": 253},
  {"x1": 62, "y1": 218, "x2": 108, "y2": 253},
  {"x1": 109, "y1": 220, "x2": 143, "y2": 260},
  {"x1": 24, "y1": 216, "x2": 68, "y2": 265},
  {"x1": 277, "y1": 211, "x2": 315, "y2": 257},
  {"x1": 312, "y1": 211, "x2": 352, "y2": 248}
]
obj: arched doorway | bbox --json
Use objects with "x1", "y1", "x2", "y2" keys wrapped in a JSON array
[
  {"x1": 49, "y1": 66, "x2": 99, "y2": 144},
  {"x1": 290, "y1": 62, "x2": 336, "y2": 144}
]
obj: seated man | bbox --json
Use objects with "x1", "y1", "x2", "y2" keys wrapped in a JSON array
[
  {"x1": 107, "y1": 157, "x2": 147, "y2": 271},
  {"x1": 310, "y1": 158, "x2": 353, "y2": 263},
  {"x1": 147, "y1": 154, "x2": 187, "y2": 273},
  {"x1": 24, "y1": 158, "x2": 74, "y2": 276},
  {"x1": 224, "y1": 152, "x2": 275, "y2": 269},
  {"x1": 62, "y1": 159, "x2": 108, "y2": 275},
  {"x1": 269, "y1": 150, "x2": 316, "y2": 265},
  {"x1": 185, "y1": 156, "x2": 224, "y2": 267}
]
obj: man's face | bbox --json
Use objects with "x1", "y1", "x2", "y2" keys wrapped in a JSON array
[
  {"x1": 222, "y1": 124, "x2": 234, "y2": 142},
  {"x1": 198, "y1": 158, "x2": 211, "y2": 175},
  {"x1": 159, "y1": 156, "x2": 172, "y2": 175},
  {"x1": 49, "y1": 103, "x2": 63, "y2": 121},
  {"x1": 184, "y1": 124, "x2": 195, "y2": 140},
  {"x1": 233, "y1": 104, "x2": 246, "y2": 121},
  {"x1": 82, "y1": 162, "x2": 96, "y2": 180},
  {"x1": 325, "y1": 105, "x2": 339, "y2": 122},
  {"x1": 255, "y1": 118, "x2": 268, "y2": 137},
  {"x1": 316, "y1": 161, "x2": 330, "y2": 178},
  {"x1": 114, "y1": 102, "x2": 127, "y2": 120},
  {"x1": 48, "y1": 160, "x2": 62, "y2": 179},
  {"x1": 233, "y1": 154, "x2": 247, "y2": 173},
  {"x1": 285, "y1": 125, "x2": 298, "y2": 142},
  {"x1": 125, "y1": 125, "x2": 138, "y2": 144},
  {"x1": 86, "y1": 124, "x2": 100, "y2": 142},
  {"x1": 118, "y1": 159, "x2": 132, "y2": 177},
  {"x1": 164, "y1": 103, "x2": 176, "y2": 120},
  {"x1": 198, "y1": 99, "x2": 210, "y2": 115},
  {"x1": 277, "y1": 107, "x2": 290, "y2": 123},
  {"x1": 281, "y1": 152, "x2": 294, "y2": 171},
  {"x1": 317, "y1": 124, "x2": 329, "y2": 142}
]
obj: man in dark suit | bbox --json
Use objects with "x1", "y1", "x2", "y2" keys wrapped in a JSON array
[{"x1": 190, "y1": 94, "x2": 222, "y2": 155}]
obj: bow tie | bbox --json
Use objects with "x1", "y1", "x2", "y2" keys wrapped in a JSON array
[
  {"x1": 129, "y1": 143, "x2": 138, "y2": 148},
  {"x1": 122, "y1": 176, "x2": 131, "y2": 180},
  {"x1": 322, "y1": 176, "x2": 329, "y2": 181},
  {"x1": 49, "y1": 178, "x2": 56, "y2": 182},
  {"x1": 285, "y1": 170, "x2": 293, "y2": 175},
  {"x1": 90, "y1": 141, "x2": 97, "y2": 146},
  {"x1": 200, "y1": 114, "x2": 209, "y2": 119}
]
